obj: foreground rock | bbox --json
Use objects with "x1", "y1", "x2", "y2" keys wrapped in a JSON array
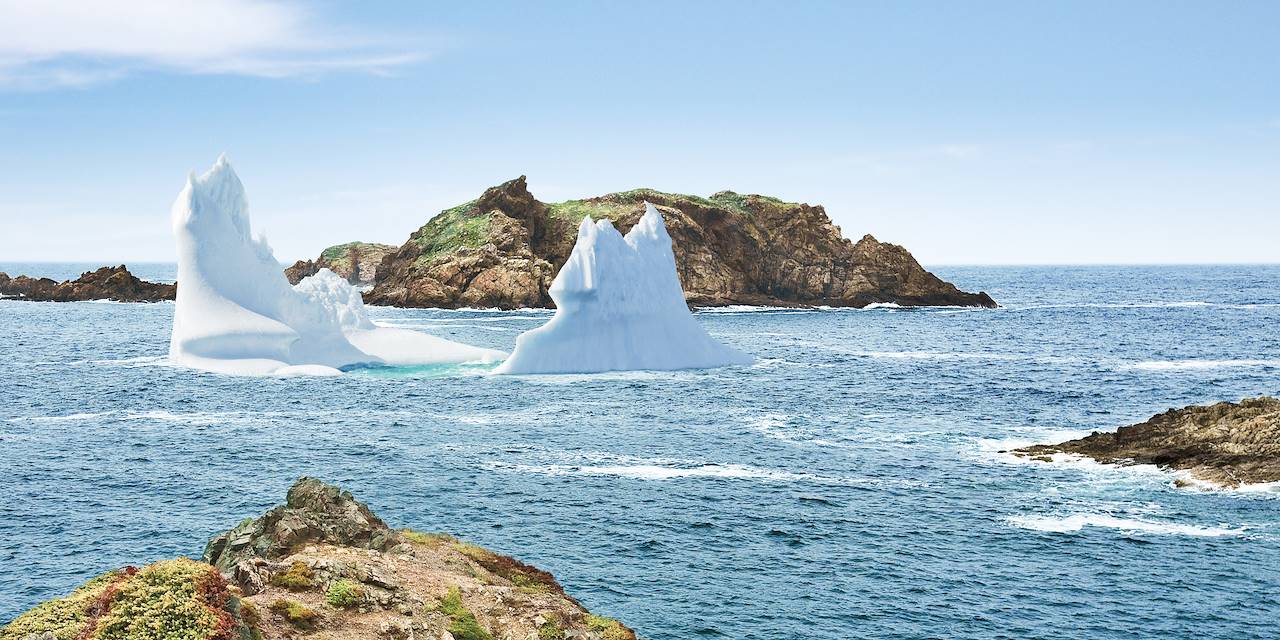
[
  {"x1": 285, "y1": 242, "x2": 397, "y2": 289},
  {"x1": 0, "y1": 265, "x2": 175, "y2": 302},
  {"x1": 1012, "y1": 397, "x2": 1280, "y2": 487},
  {"x1": 366, "y1": 177, "x2": 996, "y2": 309},
  {"x1": 3, "y1": 478, "x2": 636, "y2": 640}
]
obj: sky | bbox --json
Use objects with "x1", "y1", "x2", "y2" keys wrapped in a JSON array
[{"x1": 0, "y1": 0, "x2": 1277, "y2": 265}]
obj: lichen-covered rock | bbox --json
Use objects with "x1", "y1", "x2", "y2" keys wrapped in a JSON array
[
  {"x1": 0, "y1": 266, "x2": 174, "y2": 303},
  {"x1": 203, "y1": 477, "x2": 399, "y2": 572},
  {"x1": 8, "y1": 478, "x2": 638, "y2": 640},
  {"x1": 0, "y1": 559, "x2": 257, "y2": 640},
  {"x1": 285, "y1": 242, "x2": 397, "y2": 288},
  {"x1": 365, "y1": 177, "x2": 995, "y2": 309},
  {"x1": 365, "y1": 177, "x2": 571, "y2": 309},
  {"x1": 1011, "y1": 396, "x2": 1280, "y2": 487}
]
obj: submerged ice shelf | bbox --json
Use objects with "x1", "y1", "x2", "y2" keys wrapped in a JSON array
[
  {"x1": 496, "y1": 203, "x2": 752, "y2": 374},
  {"x1": 168, "y1": 155, "x2": 503, "y2": 375}
]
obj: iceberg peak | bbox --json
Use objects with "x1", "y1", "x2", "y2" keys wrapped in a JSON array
[
  {"x1": 636, "y1": 201, "x2": 668, "y2": 239},
  {"x1": 495, "y1": 204, "x2": 751, "y2": 374},
  {"x1": 169, "y1": 156, "x2": 504, "y2": 375}
]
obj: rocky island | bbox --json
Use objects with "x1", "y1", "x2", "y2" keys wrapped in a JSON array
[
  {"x1": 0, "y1": 265, "x2": 175, "y2": 303},
  {"x1": 285, "y1": 242, "x2": 397, "y2": 289},
  {"x1": 1011, "y1": 397, "x2": 1280, "y2": 487},
  {"x1": 2, "y1": 478, "x2": 635, "y2": 640},
  {"x1": 365, "y1": 177, "x2": 995, "y2": 309},
  {"x1": 2, "y1": 181, "x2": 995, "y2": 311}
]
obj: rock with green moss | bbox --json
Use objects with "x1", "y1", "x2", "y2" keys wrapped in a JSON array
[
  {"x1": 284, "y1": 242, "x2": 397, "y2": 288},
  {"x1": 364, "y1": 176, "x2": 995, "y2": 309},
  {"x1": 6, "y1": 478, "x2": 639, "y2": 640},
  {"x1": 1, "y1": 559, "x2": 259, "y2": 640},
  {"x1": 267, "y1": 599, "x2": 318, "y2": 630},
  {"x1": 202, "y1": 476, "x2": 401, "y2": 574},
  {"x1": 323, "y1": 580, "x2": 363, "y2": 609}
]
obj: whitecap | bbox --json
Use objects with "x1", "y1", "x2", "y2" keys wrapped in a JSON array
[
  {"x1": 120, "y1": 410, "x2": 254, "y2": 425},
  {"x1": 693, "y1": 305, "x2": 815, "y2": 314},
  {"x1": 63, "y1": 355, "x2": 172, "y2": 368},
  {"x1": 1006, "y1": 513, "x2": 1245, "y2": 537},
  {"x1": 90, "y1": 356, "x2": 172, "y2": 368},
  {"x1": 849, "y1": 350, "x2": 1020, "y2": 361},
  {"x1": 9, "y1": 412, "x2": 111, "y2": 423},
  {"x1": 1123, "y1": 359, "x2": 1280, "y2": 371},
  {"x1": 574, "y1": 463, "x2": 809, "y2": 481},
  {"x1": 485, "y1": 454, "x2": 896, "y2": 486},
  {"x1": 1171, "y1": 474, "x2": 1280, "y2": 495}
]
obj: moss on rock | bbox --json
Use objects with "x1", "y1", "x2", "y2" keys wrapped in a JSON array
[
  {"x1": 586, "y1": 614, "x2": 636, "y2": 640},
  {"x1": 409, "y1": 203, "x2": 493, "y2": 267},
  {"x1": 1, "y1": 559, "x2": 258, "y2": 640},
  {"x1": 323, "y1": 580, "x2": 363, "y2": 609},
  {"x1": 267, "y1": 599, "x2": 318, "y2": 630},
  {"x1": 1, "y1": 571, "x2": 121, "y2": 640},
  {"x1": 438, "y1": 587, "x2": 492, "y2": 640},
  {"x1": 367, "y1": 177, "x2": 996, "y2": 309},
  {"x1": 267, "y1": 561, "x2": 313, "y2": 591}
]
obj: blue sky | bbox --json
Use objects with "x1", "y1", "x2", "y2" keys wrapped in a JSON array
[{"x1": 1, "y1": 1, "x2": 1277, "y2": 264}]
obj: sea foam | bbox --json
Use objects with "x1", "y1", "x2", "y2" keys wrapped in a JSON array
[
  {"x1": 1006, "y1": 513, "x2": 1246, "y2": 537},
  {"x1": 1123, "y1": 359, "x2": 1280, "y2": 371}
]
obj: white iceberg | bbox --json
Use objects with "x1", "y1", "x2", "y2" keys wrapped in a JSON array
[
  {"x1": 494, "y1": 203, "x2": 752, "y2": 374},
  {"x1": 169, "y1": 155, "x2": 504, "y2": 375}
]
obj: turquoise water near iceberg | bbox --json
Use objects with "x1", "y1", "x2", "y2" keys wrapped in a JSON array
[{"x1": 1, "y1": 264, "x2": 1278, "y2": 639}]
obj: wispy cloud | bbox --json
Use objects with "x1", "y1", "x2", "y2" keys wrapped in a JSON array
[{"x1": 0, "y1": 0, "x2": 425, "y2": 90}]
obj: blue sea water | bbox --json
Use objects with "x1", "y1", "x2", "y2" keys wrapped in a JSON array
[{"x1": 1, "y1": 263, "x2": 1279, "y2": 639}]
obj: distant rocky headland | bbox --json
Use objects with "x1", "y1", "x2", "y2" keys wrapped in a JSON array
[
  {"x1": 4, "y1": 179, "x2": 996, "y2": 310},
  {"x1": 1011, "y1": 397, "x2": 1280, "y2": 487},
  {"x1": 364, "y1": 177, "x2": 996, "y2": 309},
  {"x1": 0, "y1": 265, "x2": 174, "y2": 302},
  {"x1": 1, "y1": 477, "x2": 635, "y2": 640},
  {"x1": 285, "y1": 242, "x2": 397, "y2": 289}
]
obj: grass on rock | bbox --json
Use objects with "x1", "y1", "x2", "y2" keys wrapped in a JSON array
[
  {"x1": 324, "y1": 580, "x2": 364, "y2": 609},
  {"x1": 438, "y1": 586, "x2": 492, "y2": 640},
  {"x1": 269, "y1": 561, "x2": 314, "y2": 591}
]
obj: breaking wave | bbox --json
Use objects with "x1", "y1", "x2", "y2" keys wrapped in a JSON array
[
  {"x1": 484, "y1": 452, "x2": 911, "y2": 487},
  {"x1": 1124, "y1": 359, "x2": 1280, "y2": 371},
  {"x1": 1006, "y1": 513, "x2": 1246, "y2": 537},
  {"x1": 10, "y1": 412, "x2": 110, "y2": 423}
]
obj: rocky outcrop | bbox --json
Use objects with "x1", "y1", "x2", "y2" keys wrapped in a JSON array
[
  {"x1": 3, "y1": 478, "x2": 637, "y2": 640},
  {"x1": 365, "y1": 177, "x2": 995, "y2": 309},
  {"x1": 203, "y1": 478, "x2": 400, "y2": 573},
  {"x1": 1011, "y1": 397, "x2": 1280, "y2": 487},
  {"x1": 285, "y1": 242, "x2": 397, "y2": 288},
  {"x1": 0, "y1": 265, "x2": 175, "y2": 302}
]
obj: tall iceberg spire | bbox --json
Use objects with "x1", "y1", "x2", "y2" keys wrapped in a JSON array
[
  {"x1": 494, "y1": 202, "x2": 752, "y2": 374},
  {"x1": 169, "y1": 155, "x2": 503, "y2": 375}
]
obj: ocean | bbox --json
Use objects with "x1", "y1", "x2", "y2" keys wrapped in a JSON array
[{"x1": 1, "y1": 263, "x2": 1278, "y2": 639}]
